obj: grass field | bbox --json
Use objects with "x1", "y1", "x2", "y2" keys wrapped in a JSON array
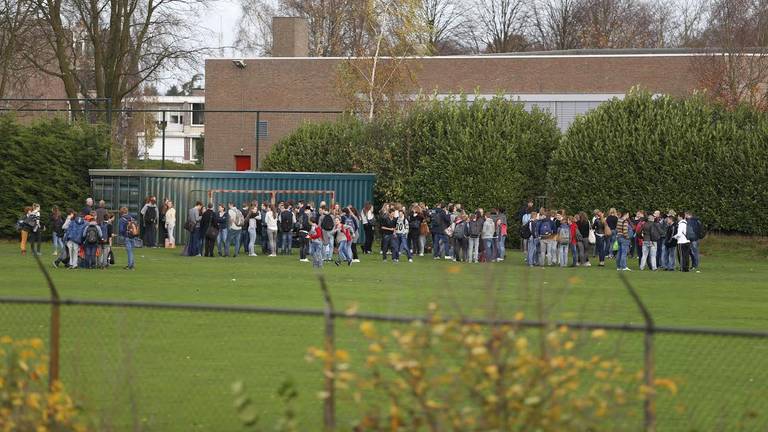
[{"x1": 0, "y1": 236, "x2": 766, "y2": 431}]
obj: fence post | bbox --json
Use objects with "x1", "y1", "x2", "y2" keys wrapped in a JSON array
[
  {"x1": 32, "y1": 253, "x2": 60, "y2": 390},
  {"x1": 318, "y1": 275, "x2": 336, "y2": 431},
  {"x1": 619, "y1": 273, "x2": 656, "y2": 432}
]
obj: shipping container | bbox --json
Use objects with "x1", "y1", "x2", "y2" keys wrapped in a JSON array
[{"x1": 90, "y1": 170, "x2": 375, "y2": 245}]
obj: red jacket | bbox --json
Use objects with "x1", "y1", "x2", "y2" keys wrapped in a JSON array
[
  {"x1": 308, "y1": 226, "x2": 323, "y2": 240},
  {"x1": 570, "y1": 223, "x2": 578, "y2": 245}
]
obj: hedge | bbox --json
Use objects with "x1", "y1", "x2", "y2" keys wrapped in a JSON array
[
  {"x1": 548, "y1": 90, "x2": 768, "y2": 235},
  {"x1": 263, "y1": 96, "x2": 560, "y2": 212},
  {"x1": 0, "y1": 115, "x2": 110, "y2": 238}
]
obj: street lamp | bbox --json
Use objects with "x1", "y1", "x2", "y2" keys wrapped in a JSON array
[{"x1": 157, "y1": 112, "x2": 168, "y2": 170}]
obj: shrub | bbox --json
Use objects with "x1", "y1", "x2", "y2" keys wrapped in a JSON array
[
  {"x1": 548, "y1": 89, "x2": 768, "y2": 235},
  {"x1": 0, "y1": 336, "x2": 89, "y2": 431},
  {"x1": 263, "y1": 96, "x2": 561, "y2": 211},
  {"x1": 0, "y1": 115, "x2": 109, "y2": 238}
]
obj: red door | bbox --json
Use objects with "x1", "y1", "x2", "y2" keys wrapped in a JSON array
[{"x1": 234, "y1": 155, "x2": 251, "y2": 171}]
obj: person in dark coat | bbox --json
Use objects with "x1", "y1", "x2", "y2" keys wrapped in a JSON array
[{"x1": 200, "y1": 203, "x2": 217, "y2": 257}]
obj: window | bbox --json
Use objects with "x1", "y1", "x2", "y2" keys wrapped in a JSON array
[
  {"x1": 191, "y1": 137, "x2": 202, "y2": 160},
  {"x1": 255, "y1": 120, "x2": 268, "y2": 138},
  {"x1": 170, "y1": 114, "x2": 183, "y2": 124},
  {"x1": 192, "y1": 103, "x2": 205, "y2": 125}
]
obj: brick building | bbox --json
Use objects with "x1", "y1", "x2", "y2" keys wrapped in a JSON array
[{"x1": 203, "y1": 18, "x2": 703, "y2": 171}]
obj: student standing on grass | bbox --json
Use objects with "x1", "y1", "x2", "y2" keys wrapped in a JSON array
[
  {"x1": 187, "y1": 202, "x2": 203, "y2": 257},
  {"x1": 675, "y1": 213, "x2": 692, "y2": 272},
  {"x1": 538, "y1": 212, "x2": 557, "y2": 266},
  {"x1": 496, "y1": 208, "x2": 508, "y2": 262},
  {"x1": 247, "y1": 203, "x2": 260, "y2": 257},
  {"x1": 53, "y1": 209, "x2": 75, "y2": 268},
  {"x1": 380, "y1": 208, "x2": 397, "y2": 262},
  {"x1": 81, "y1": 214, "x2": 102, "y2": 269},
  {"x1": 685, "y1": 211, "x2": 702, "y2": 270},
  {"x1": 663, "y1": 214, "x2": 677, "y2": 271},
  {"x1": 165, "y1": 201, "x2": 176, "y2": 248},
  {"x1": 264, "y1": 204, "x2": 278, "y2": 257},
  {"x1": 394, "y1": 207, "x2": 413, "y2": 263},
  {"x1": 200, "y1": 203, "x2": 217, "y2": 258},
  {"x1": 616, "y1": 211, "x2": 632, "y2": 271},
  {"x1": 408, "y1": 205, "x2": 423, "y2": 256},
  {"x1": 119, "y1": 207, "x2": 138, "y2": 270},
  {"x1": 557, "y1": 216, "x2": 571, "y2": 268},
  {"x1": 50, "y1": 206, "x2": 65, "y2": 257},
  {"x1": 576, "y1": 212, "x2": 591, "y2": 267},
  {"x1": 140, "y1": 196, "x2": 158, "y2": 248},
  {"x1": 97, "y1": 213, "x2": 114, "y2": 269},
  {"x1": 605, "y1": 208, "x2": 619, "y2": 259},
  {"x1": 279, "y1": 204, "x2": 295, "y2": 255},
  {"x1": 640, "y1": 214, "x2": 662, "y2": 271},
  {"x1": 64, "y1": 210, "x2": 85, "y2": 269},
  {"x1": 297, "y1": 205, "x2": 311, "y2": 262},
  {"x1": 307, "y1": 217, "x2": 324, "y2": 268},
  {"x1": 481, "y1": 212, "x2": 496, "y2": 262},
  {"x1": 524, "y1": 211, "x2": 539, "y2": 267},
  {"x1": 214, "y1": 204, "x2": 229, "y2": 257},
  {"x1": 361, "y1": 202, "x2": 375, "y2": 255},
  {"x1": 227, "y1": 202, "x2": 245, "y2": 258},
  {"x1": 591, "y1": 210, "x2": 607, "y2": 266}
]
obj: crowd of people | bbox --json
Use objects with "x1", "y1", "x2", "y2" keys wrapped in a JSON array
[{"x1": 16, "y1": 196, "x2": 705, "y2": 273}]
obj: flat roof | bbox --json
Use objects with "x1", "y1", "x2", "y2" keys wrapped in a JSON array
[{"x1": 89, "y1": 169, "x2": 375, "y2": 179}]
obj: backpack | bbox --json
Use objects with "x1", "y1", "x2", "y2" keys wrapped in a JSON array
[
  {"x1": 280, "y1": 210, "x2": 293, "y2": 232},
  {"x1": 686, "y1": 220, "x2": 698, "y2": 241},
  {"x1": 539, "y1": 220, "x2": 553, "y2": 237},
  {"x1": 233, "y1": 210, "x2": 244, "y2": 228},
  {"x1": 144, "y1": 206, "x2": 157, "y2": 225},
  {"x1": 84, "y1": 226, "x2": 100, "y2": 245},
  {"x1": 126, "y1": 220, "x2": 140, "y2": 238},
  {"x1": 520, "y1": 222, "x2": 532, "y2": 240},
  {"x1": 557, "y1": 224, "x2": 571, "y2": 245},
  {"x1": 453, "y1": 222, "x2": 466, "y2": 239},
  {"x1": 469, "y1": 220, "x2": 482, "y2": 237},
  {"x1": 321, "y1": 214, "x2": 334, "y2": 231}
]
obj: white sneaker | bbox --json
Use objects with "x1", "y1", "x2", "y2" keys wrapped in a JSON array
[
  {"x1": 419, "y1": 253, "x2": 424, "y2": 257},
  {"x1": 623, "y1": 268, "x2": 632, "y2": 271},
  {"x1": 408, "y1": 258, "x2": 413, "y2": 263},
  {"x1": 585, "y1": 262, "x2": 592, "y2": 267},
  {"x1": 269, "y1": 254, "x2": 277, "y2": 257},
  {"x1": 249, "y1": 253, "x2": 258, "y2": 257},
  {"x1": 299, "y1": 258, "x2": 309, "y2": 262},
  {"x1": 352, "y1": 259, "x2": 360, "y2": 263}
]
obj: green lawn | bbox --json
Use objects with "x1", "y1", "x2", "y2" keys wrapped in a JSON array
[{"x1": 0, "y1": 236, "x2": 766, "y2": 431}]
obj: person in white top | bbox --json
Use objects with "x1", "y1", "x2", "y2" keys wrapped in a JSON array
[
  {"x1": 264, "y1": 204, "x2": 278, "y2": 256},
  {"x1": 164, "y1": 201, "x2": 176, "y2": 247},
  {"x1": 227, "y1": 203, "x2": 244, "y2": 257},
  {"x1": 361, "y1": 202, "x2": 375, "y2": 254},
  {"x1": 673, "y1": 213, "x2": 691, "y2": 272}
]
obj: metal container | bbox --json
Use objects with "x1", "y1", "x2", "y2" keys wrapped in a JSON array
[{"x1": 90, "y1": 169, "x2": 375, "y2": 244}]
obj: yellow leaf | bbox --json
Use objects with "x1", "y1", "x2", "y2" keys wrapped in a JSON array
[
  {"x1": 335, "y1": 350, "x2": 350, "y2": 363},
  {"x1": 515, "y1": 337, "x2": 528, "y2": 351},
  {"x1": 345, "y1": 302, "x2": 359, "y2": 316},
  {"x1": 360, "y1": 321, "x2": 377, "y2": 338},
  {"x1": 654, "y1": 378, "x2": 678, "y2": 395},
  {"x1": 514, "y1": 311, "x2": 525, "y2": 321},
  {"x1": 591, "y1": 329, "x2": 607, "y2": 339},
  {"x1": 0, "y1": 336, "x2": 12, "y2": 344},
  {"x1": 29, "y1": 338, "x2": 44, "y2": 349}
]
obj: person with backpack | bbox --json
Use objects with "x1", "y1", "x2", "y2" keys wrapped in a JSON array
[
  {"x1": 279, "y1": 204, "x2": 296, "y2": 255},
  {"x1": 50, "y1": 206, "x2": 65, "y2": 257},
  {"x1": 538, "y1": 211, "x2": 557, "y2": 266},
  {"x1": 140, "y1": 196, "x2": 159, "y2": 248},
  {"x1": 81, "y1": 215, "x2": 103, "y2": 269},
  {"x1": 97, "y1": 213, "x2": 114, "y2": 269},
  {"x1": 119, "y1": 207, "x2": 138, "y2": 270},
  {"x1": 467, "y1": 212, "x2": 482, "y2": 263},
  {"x1": 451, "y1": 213, "x2": 468, "y2": 262},
  {"x1": 319, "y1": 207, "x2": 335, "y2": 261},
  {"x1": 674, "y1": 212, "x2": 692, "y2": 272},
  {"x1": 685, "y1": 211, "x2": 703, "y2": 271},
  {"x1": 227, "y1": 202, "x2": 246, "y2": 258},
  {"x1": 53, "y1": 209, "x2": 75, "y2": 268},
  {"x1": 556, "y1": 216, "x2": 572, "y2": 268},
  {"x1": 431, "y1": 204, "x2": 451, "y2": 260},
  {"x1": 615, "y1": 211, "x2": 632, "y2": 271},
  {"x1": 662, "y1": 213, "x2": 677, "y2": 271}
]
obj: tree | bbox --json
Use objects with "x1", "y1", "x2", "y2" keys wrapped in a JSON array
[
  {"x1": 28, "y1": 0, "x2": 209, "y2": 114},
  {"x1": 691, "y1": 0, "x2": 768, "y2": 110},
  {"x1": 416, "y1": 0, "x2": 467, "y2": 54},
  {"x1": 530, "y1": 0, "x2": 582, "y2": 50},
  {"x1": 0, "y1": 0, "x2": 35, "y2": 97},
  {"x1": 165, "y1": 85, "x2": 183, "y2": 96},
  {"x1": 573, "y1": 0, "x2": 672, "y2": 48},
  {"x1": 471, "y1": 0, "x2": 530, "y2": 52}
]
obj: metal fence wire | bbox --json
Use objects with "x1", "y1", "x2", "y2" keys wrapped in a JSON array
[{"x1": 1, "y1": 264, "x2": 767, "y2": 431}]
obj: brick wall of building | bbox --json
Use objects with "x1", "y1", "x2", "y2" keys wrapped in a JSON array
[{"x1": 204, "y1": 54, "x2": 700, "y2": 170}]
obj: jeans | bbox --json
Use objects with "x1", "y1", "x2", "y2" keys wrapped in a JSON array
[
  {"x1": 577, "y1": 239, "x2": 590, "y2": 265},
  {"x1": 240, "y1": 229, "x2": 250, "y2": 255},
  {"x1": 497, "y1": 235, "x2": 506, "y2": 260},
  {"x1": 281, "y1": 232, "x2": 293, "y2": 254},
  {"x1": 323, "y1": 230, "x2": 333, "y2": 259},
  {"x1": 483, "y1": 238, "x2": 495, "y2": 262},
  {"x1": 189, "y1": 228, "x2": 201, "y2": 256},
  {"x1": 310, "y1": 241, "x2": 324, "y2": 268},
  {"x1": 267, "y1": 229, "x2": 277, "y2": 255},
  {"x1": 656, "y1": 240, "x2": 664, "y2": 267},
  {"x1": 433, "y1": 233, "x2": 448, "y2": 258},
  {"x1": 67, "y1": 241, "x2": 80, "y2": 268},
  {"x1": 228, "y1": 229, "x2": 242, "y2": 257},
  {"x1": 166, "y1": 223, "x2": 175, "y2": 246},
  {"x1": 606, "y1": 233, "x2": 617, "y2": 258},
  {"x1": 218, "y1": 228, "x2": 228, "y2": 256},
  {"x1": 540, "y1": 239, "x2": 557, "y2": 266},
  {"x1": 679, "y1": 243, "x2": 691, "y2": 272},
  {"x1": 419, "y1": 235, "x2": 426, "y2": 255},
  {"x1": 396, "y1": 233, "x2": 412, "y2": 260},
  {"x1": 99, "y1": 245, "x2": 111, "y2": 267},
  {"x1": 248, "y1": 227, "x2": 258, "y2": 254},
  {"x1": 83, "y1": 244, "x2": 97, "y2": 268},
  {"x1": 468, "y1": 237, "x2": 480, "y2": 262},
  {"x1": 570, "y1": 244, "x2": 578, "y2": 266},
  {"x1": 338, "y1": 240, "x2": 352, "y2": 262},
  {"x1": 640, "y1": 241, "x2": 657, "y2": 270},
  {"x1": 664, "y1": 244, "x2": 676, "y2": 270},
  {"x1": 526, "y1": 237, "x2": 539, "y2": 266},
  {"x1": 299, "y1": 237, "x2": 309, "y2": 260},
  {"x1": 261, "y1": 226, "x2": 269, "y2": 254},
  {"x1": 616, "y1": 237, "x2": 630, "y2": 269},
  {"x1": 381, "y1": 234, "x2": 394, "y2": 260},
  {"x1": 454, "y1": 238, "x2": 468, "y2": 262},
  {"x1": 690, "y1": 240, "x2": 700, "y2": 268},
  {"x1": 125, "y1": 238, "x2": 135, "y2": 268},
  {"x1": 53, "y1": 234, "x2": 65, "y2": 254},
  {"x1": 595, "y1": 235, "x2": 607, "y2": 263},
  {"x1": 558, "y1": 243, "x2": 569, "y2": 267},
  {"x1": 363, "y1": 224, "x2": 374, "y2": 253}
]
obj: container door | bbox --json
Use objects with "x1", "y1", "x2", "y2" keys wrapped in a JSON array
[{"x1": 234, "y1": 155, "x2": 251, "y2": 171}]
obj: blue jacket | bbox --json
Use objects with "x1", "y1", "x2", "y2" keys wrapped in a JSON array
[
  {"x1": 119, "y1": 214, "x2": 137, "y2": 238},
  {"x1": 538, "y1": 219, "x2": 554, "y2": 237},
  {"x1": 65, "y1": 217, "x2": 86, "y2": 244}
]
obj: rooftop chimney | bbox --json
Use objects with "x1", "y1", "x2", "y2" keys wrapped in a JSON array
[{"x1": 272, "y1": 17, "x2": 309, "y2": 57}]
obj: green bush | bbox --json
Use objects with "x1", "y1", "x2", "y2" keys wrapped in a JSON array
[
  {"x1": 0, "y1": 115, "x2": 109, "y2": 237},
  {"x1": 548, "y1": 90, "x2": 768, "y2": 235},
  {"x1": 263, "y1": 96, "x2": 560, "y2": 212}
]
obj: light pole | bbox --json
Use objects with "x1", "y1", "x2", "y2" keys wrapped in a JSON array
[{"x1": 157, "y1": 111, "x2": 168, "y2": 170}]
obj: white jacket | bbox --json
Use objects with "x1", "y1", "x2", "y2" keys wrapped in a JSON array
[
  {"x1": 674, "y1": 220, "x2": 690, "y2": 244},
  {"x1": 265, "y1": 210, "x2": 278, "y2": 231},
  {"x1": 165, "y1": 208, "x2": 176, "y2": 227}
]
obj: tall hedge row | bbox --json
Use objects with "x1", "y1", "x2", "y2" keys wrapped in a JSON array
[
  {"x1": 548, "y1": 90, "x2": 768, "y2": 235},
  {"x1": 263, "y1": 96, "x2": 560, "y2": 213},
  {"x1": 0, "y1": 115, "x2": 109, "y2": 237}
]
